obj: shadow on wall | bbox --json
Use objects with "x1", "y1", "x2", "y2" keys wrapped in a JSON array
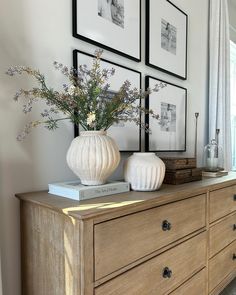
[
  {"x1": 108, "y1": 153, "x2": 130, "y2": 181},
  {"x1": 0, "y1": 0, "x2": 39, "y2": 293}
]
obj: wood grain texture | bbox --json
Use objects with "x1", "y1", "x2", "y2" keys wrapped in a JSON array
[
  {"x1": 94, "y1": 228, "x2": 206, "y2": 287},
  {"x1": 209, "y1": 239, "x2": 236, "y2": 292},
  {"x1": 206, "y1": 190, "x2": 210, "y2": 295},
  {"x1": 16, "y1": 172, "x2": 236, "y2": 222},
  {"x1": 95, "y1": 194, "x2": 206, "y2": 280},
  {"x1": 79, "y1": 220, "x2": 94, "y2": 295},
  {"x1": 21, "y1": 201, "x2": 81, "y2": 295},
  {"x1": 160, "y1": 157, "x2": 196, "y2": 170},
  {"x1": 18, "y1": 174, "x2": 236, "y2": 295},
  {"x1": 95, "y1": 232, "x2": 206, "y2": 295},
  {"x1": 210, "y1": 270, "x2": 236, "y2": 295},
  {"x1": 169, "y1": 269, "x2": 206, "y2": 295},
  {"x1": 209, "y1": 185, "x2": 236, "y2": 223},
  {"x1": 209, "y1": 212, "x2": 236, "y2": 258}
]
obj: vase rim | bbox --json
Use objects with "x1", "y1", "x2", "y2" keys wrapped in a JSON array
[
  {"x1": 80, "y1": 130, "x2": 107, "y2": 136},
  {"x1": 133, "y1": 152, "x2": 155, "y2": 156}
]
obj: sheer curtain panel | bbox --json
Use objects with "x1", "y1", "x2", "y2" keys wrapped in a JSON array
[{"x1": 209, "y1": 0, "x2": 232, "y2": 171}]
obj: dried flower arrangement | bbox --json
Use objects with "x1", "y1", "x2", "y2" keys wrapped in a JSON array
[{"x1": 6, "y1": 50, "x2": 166, "y2": 140}]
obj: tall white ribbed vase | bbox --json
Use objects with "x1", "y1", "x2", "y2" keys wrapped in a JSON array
[
  {"x1": 124, "y1": 153, "x2": 165, "y2": 191},
  {"x1": 66, "y1": 131, "x2": 120, "y2": 185}
]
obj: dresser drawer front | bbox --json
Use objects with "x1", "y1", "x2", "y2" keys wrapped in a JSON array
[
  {"x1": 94, "y1": 194, "x2": 206, "y2": 280},
  {"x1": 169, "y1": 269, "x2": 206, "y2": 295},
  {"x1": 210, "y1": 185, "x2": 236, "y2": 222},
  {"x1": 95, "y1": 232, "x2": 206, "y2": 295},
  {"x1": 210, "y1": 213, "x2": 236, "y2": 257},
  {"x1": 209, "y1": 239, "x2": 236, "y2": 292}
]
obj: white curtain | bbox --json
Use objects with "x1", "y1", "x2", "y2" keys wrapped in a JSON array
[
  {"x1": 209, "y1": 0, "x2": 232, "y2": 171},
  {"x1": 230, "y1": 41, "x2": 236, "y2": 169}
]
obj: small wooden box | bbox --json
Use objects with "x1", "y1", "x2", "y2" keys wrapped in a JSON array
[
  {"x1": 164, "y1": 168, "x2": 202, "y2": 185},
  {"x1": 161, "y1": 157, "x2": 196, "y2": 170}
]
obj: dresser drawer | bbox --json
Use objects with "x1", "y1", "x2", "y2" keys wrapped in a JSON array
[
  {"x1": 94, "y1": 194, "x2": 206, "y2": 280},
  {"x1": 209, "y1": 185, "x2": 236, "y2": 222},
  {"x1": 209, "y1": 239, "x2": 236, "y2": 292},
  {"x1": 169, "y1": 269, "x2": 206, "y2": 295},
  {"x1": 95, "y1": 232, "x2": 206, "y2": 295},
  {"x1": 210, "y1": 212, "x2": 236, "y2": 257}
]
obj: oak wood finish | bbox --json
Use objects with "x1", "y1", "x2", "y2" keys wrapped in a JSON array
[
  {"x1": 209, "y1": 185, "x2": 236, "y2": 223},
  {"x1": 95, "y1": 194, "x2": 205, "y2": 280},
  {"x1": 17, "y1": 173, "x2": 236, "y2": 295},
  {"x1": 209, "y1": 239, "x2": 236, "y2": 292},
  {"x1": 206, "y1": 190, "x2": 210, "y2": 295},
  {"x1": 209, "y1": 212, "x2": 236, "y2": 258},
  {"x1": 169, "y1": 269, "x2": 206, "y2": 295},
  {"x1": 210, "y1": 271, "x2": 236, "y2": 295},
  {"x1": 16, "y1": 173, "x2": 236, "y2": 222},
  {"x1": 79, "y1": 220, "x2": 94, "y2": 294},
  {"x1": 94, "y1": 228, "x2": 206, "y2": 287},
  {"x1": 95, "y1": 232, "x2": 206, "y2": 295},
  {"x1": 20, "y1": 202, "x2": 81, "y2": 295}
]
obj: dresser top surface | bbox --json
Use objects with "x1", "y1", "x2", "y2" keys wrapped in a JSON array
[{"x1": 16, "y1": 172, "x2": 236, "y2": 221}]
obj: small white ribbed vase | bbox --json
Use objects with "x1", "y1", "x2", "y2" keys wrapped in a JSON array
[
  {"x1": 66, "y1": 131, "x2": 120, "y2": 185},
  {"x1": 124, "y1": 153, "x2": 165, "y2": 191}
]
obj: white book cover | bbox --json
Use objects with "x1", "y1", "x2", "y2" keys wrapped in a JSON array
[{"x1": 48, "y1": 180, "x2": 130, "y2": 201}]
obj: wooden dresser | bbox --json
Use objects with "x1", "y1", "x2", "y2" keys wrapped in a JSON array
[{"x1": 16, "y1": 173, "x2": 236, "y2": 295}]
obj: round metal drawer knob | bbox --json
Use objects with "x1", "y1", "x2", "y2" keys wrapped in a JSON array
[
  {"x1": 162, "y1": 267, "x2": 172, "y2": 278},
  {"x1": 162, "y1": 220, "x2": 172, "y2": 231}
]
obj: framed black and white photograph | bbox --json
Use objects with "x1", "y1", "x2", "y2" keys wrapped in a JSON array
[
  {"x1": 72, "y1": 0, "x2": 141, "y2": 62},
  {"x1": 73, "y1": 50, "x2": 141, "y2": 152},
  {"x1": 146, "y1": 0, "x2": 188, "y2": 79},
  {"x1": 145, "y1": 76, "x2": 187, "y2": 152}
]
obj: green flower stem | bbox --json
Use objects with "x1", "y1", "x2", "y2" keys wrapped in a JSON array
[{"x1": 7, "y1": 50, "x2": 165, "y2": 140}]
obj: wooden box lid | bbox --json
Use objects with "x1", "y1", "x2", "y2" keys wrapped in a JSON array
[{"x1": 161, "y1": 157, "x2": 196, "y2": 170}]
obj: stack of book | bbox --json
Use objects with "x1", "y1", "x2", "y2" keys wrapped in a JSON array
[
  {"x1": 48, "y1": 180, "x2": 130, "y2": 201},
  {"x1": 161, "y1": 157, "x2": 202, "y2": 185},
  {"x1": 202, "y1": 170, "x2": 228, "y2": 178}
]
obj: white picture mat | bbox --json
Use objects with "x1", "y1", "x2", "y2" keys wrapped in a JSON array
[
  {"x1": 149, "y1": 0, "x2": 187, "y2": 77},
  {"x1": 76, "y1": 0, "x2": 140, "y2": 59},
  {"x1": 148, "y1": 77, "x2": 186, "y2": 151},
  {"x1": 76, "y1": 51, "x2": 141, "y2": 151}
]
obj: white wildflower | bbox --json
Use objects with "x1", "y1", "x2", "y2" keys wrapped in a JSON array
[
  {"x1": 87, "y1": 112, "x2": 96, "y2": 126},
  {"x1": 68, "y1": 85, "x2": 76, "y2": 95}
]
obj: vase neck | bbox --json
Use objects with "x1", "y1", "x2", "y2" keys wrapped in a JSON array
[{"x1": 80, "y1": 130, "x2": 107, "y2": 136}]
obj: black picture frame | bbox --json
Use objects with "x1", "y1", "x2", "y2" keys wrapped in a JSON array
[
  {"x1": 146, "y1": 0, "x2": 188, "y2": 80},
  {"x1": 72, "y1": 0, "x2": 141, "y2": 62},
  {"x1": 73, "y1": 49, "x2": 142, "y2": 152},
  {"x1": 145, "y1": 75, "x2": 187, "y2": 152}
]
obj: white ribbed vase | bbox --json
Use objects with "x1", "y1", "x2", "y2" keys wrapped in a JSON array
[
  {"x1": 124, "y1": 153, "x2": 165, "y2": 191},
  {"x1": 66, "y1": 131, "x2": 120, "y2": 185}
]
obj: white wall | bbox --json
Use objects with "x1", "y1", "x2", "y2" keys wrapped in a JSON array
[{"x1": 0, "y1": 0, "x2": 209, "y2": 294}]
